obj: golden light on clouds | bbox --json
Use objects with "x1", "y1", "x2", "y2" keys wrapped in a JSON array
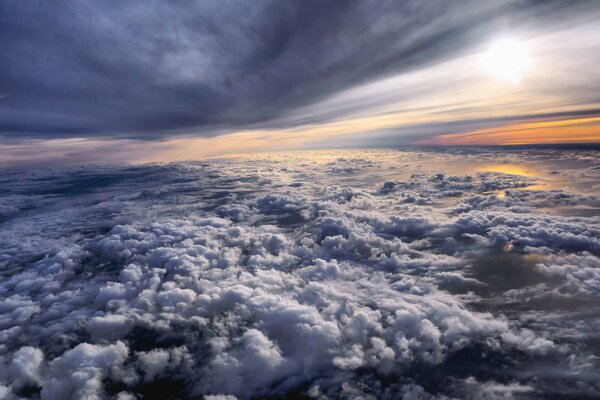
[{"x1": 478, "y1": 164, "x2": 536, "y2": 177}]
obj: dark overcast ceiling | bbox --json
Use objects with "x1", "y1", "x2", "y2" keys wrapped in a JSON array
[{"x1": 0, "y1": 0, "x2": 593, "y2": 140}]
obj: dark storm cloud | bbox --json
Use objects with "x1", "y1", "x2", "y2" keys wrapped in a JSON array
[{"x1": 0, "y1": 0, "x2": 589, "y2": 140}]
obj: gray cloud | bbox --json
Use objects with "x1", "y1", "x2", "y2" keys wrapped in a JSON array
[{"x1": 0, "y1": 0, "x2": 594, "y2": 140}]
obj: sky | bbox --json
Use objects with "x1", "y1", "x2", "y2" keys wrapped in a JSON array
[
  {"x1": 1, "y1": 0, "x2": 600, "y2": 166},
  {"x1": 2, "y1": 3, "x2": 600, "y2": 397}
]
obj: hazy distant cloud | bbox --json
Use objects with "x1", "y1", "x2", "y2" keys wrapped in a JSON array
[{"x1": 0, "y1": 0, "x2": 594, "y2": 141}]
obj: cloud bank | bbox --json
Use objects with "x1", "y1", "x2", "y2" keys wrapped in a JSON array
[
  {"x1": 0, "y1": 148, "x2": 599, "y2": 399},
  {"x1": 1, "y1": 0, "x2": 599, "y2": 142}
]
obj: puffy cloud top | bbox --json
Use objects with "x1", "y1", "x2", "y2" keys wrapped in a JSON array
[{"x1": 0, "y1": 148, "x2": 599, "y2": 398}]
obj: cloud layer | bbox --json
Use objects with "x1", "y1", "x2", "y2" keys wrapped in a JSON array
[
  {"x1": 1, "y1": 148, "x2": 600, "y2": 399},
  {"x1": 1, "y1": 0, "x2": 597, "y2": 141}
]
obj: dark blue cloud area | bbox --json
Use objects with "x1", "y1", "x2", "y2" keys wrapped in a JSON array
[
  {"x1": 0, "y1": 0, "x2": 594, "y2": 140},
  {"x1": 1, "y1": 148, "x2": 600, "y2": 399}
]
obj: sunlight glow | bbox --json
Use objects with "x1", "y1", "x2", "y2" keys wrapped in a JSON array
[
  {"x1": 479, "y1": 164, "x2": 536, "y2": 177},
  {"x1": 480, "y1": 38, "x2": 533, "y2": 84}
]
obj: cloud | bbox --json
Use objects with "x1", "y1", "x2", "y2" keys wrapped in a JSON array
[
  {"x1": 42, "y1": 341, "x2": 131, "y2": 400},
  {"x1": 1, "y1": 1, "x2": 598, "y2": 141},
  {"x1": 9, "y1": 347, "x2": 44, "y2": 391},
  {"x1": 0, "y1": 148, "x2": 599, "y2": 398}
]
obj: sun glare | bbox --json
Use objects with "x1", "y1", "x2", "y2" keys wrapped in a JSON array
[{"x1": 480, "y1": 38, "x2": 533, "y2": 84}]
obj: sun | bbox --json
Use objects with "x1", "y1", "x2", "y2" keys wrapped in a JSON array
[{"x1": 480, "y1": 38, "x2": 533, "y2": 84}]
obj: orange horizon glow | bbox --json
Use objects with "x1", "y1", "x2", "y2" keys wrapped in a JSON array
[
  {"x1": 3, "y1": 113, "x2": 597, "y2": 168},
  {"x1": 421, "y1": 116, "x2": 600, "y2": 146}
]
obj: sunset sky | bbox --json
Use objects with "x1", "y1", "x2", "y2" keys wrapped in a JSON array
[
  {"x1": 1, "y1": 0, "x2": 599, "y2": 164},
  {"x1": 2, "y1": 3, "x2": 600, "y2": 399}
]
